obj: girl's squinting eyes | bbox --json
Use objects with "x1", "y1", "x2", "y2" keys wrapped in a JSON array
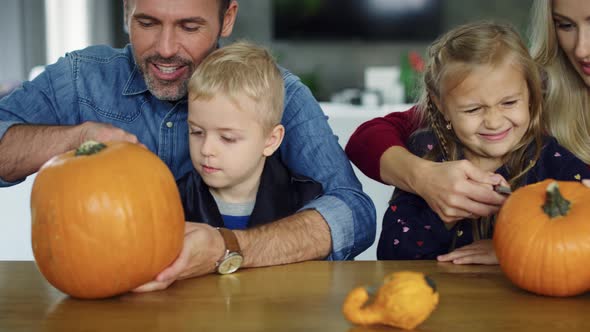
[
  {"x1": 463, "y1": 107, "x2": 482, "y2": 114},
  {"x1": 502, "y1": 99, "x2": 518, "y2": 107}
]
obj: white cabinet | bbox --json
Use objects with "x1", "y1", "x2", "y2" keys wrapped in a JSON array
[
  {"x1": 322, "y1": 103, "x2": 409, "y2": 260},
  {"x1": 1, "y1": 174, "x2": 35, "y2": 260}
]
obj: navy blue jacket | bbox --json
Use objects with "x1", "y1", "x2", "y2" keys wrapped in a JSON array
[{"x1": 177, "y1": 155, "x2": 323, "y2": 228}]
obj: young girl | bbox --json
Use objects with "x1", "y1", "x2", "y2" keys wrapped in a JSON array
[{"x1": 377, "y1": 21, "x2": 590, "y2": 263}]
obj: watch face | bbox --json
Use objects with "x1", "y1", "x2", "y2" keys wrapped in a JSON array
[{"x1": 218, "y1": 253, "x2": 243, "y2": 274}]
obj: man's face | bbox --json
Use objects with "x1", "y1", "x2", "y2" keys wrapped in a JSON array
[{"x1": 127, "y1": 0, "x2": 236, "y2": 101}]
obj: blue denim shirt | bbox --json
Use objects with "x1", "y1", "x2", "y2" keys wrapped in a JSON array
[{"x1": 0, "y1": 44, "x2": 375, "y2": 260}]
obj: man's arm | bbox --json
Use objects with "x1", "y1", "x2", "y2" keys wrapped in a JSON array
[
  {"x1": 0, "y1": 125, "x2": 82, "y2": 182},
  {"x1": 0, "y1": 123, "x2": 140, "y2": 183},
  {"x1": 133, "y1": 211, "x2": 330, "y2": 293},
  {"x1": 275, "y1": 70, "x2": 375, "y2": 260},
  {"x1": 237, "y1": 210, "x2": 330, "y2": 266}
]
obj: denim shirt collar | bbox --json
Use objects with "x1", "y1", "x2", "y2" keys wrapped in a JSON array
[
  {"x1": 120, "y1": 45, "x2": 149, "y2": 96},
  {"x1": 122, "y1": 66, "x2": 149, "y2": 96}
]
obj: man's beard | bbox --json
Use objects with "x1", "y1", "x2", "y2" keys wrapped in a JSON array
[{"x1": 137, "y1": 54, "x2": 194, "y2": 101}]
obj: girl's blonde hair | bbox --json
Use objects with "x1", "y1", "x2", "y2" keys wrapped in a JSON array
[
  {"x1": 188, "y1": 41, "x2": 284, "y2": 132},
  {"x1": 414, "y1": 21, "x2": 545, "y2": 241},
  {"x1": 529, "y1": 0, "x2": 590, "y2": 164}
]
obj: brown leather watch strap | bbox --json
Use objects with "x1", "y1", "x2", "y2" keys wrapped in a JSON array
[{"x1": 217, "y1": 227, "x2": 241, "y2": 254}]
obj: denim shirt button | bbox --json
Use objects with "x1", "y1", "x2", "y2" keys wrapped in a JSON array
[{"x1": 166, "y1": 121, "x2": 173, "y2": 128}]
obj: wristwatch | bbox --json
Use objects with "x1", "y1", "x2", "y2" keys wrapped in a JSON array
[{"x1": 215, "y1": 227, "x2": 243, "y2": 274}]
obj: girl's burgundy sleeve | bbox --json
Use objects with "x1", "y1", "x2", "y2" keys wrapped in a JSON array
[{"x1": 345, "y1": 106, "x2": 421, "y2": 183}]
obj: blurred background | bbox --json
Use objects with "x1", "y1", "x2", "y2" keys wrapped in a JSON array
[
  {"x1": 1, "y1": 0, "x2": 534, "y2": 261},
  {"x1": 3, "y1": 0, "x2": 534, "y2": 101}
]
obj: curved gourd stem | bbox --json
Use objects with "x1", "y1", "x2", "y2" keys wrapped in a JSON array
[{"x1": 342, "y1": 287, "x2": 382, "y2": 325}]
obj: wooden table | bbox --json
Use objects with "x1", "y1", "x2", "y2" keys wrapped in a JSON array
[{"x1": 1, "y1": 261, "x2": 588, "y2": 331}]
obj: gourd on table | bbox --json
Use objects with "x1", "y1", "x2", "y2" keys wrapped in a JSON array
[{"x1": 343, "y1": 271, "x2": 439, "y2": 330}]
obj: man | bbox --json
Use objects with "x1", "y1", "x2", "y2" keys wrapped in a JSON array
[{"x1": 0, "y1": 0, "x2": 375, "y2": 291}]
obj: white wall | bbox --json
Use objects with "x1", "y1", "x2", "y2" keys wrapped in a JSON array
[
  {"x1": 322, "y1": 104, "x2": 400, "y2": 260},
  {"x1": 1, "y1": 175, "x2": 35, "y2": 260}
]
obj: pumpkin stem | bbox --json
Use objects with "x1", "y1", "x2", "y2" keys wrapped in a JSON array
[
  {"x1": 75, "y1": 140, "x2": 107, "y2": 156},
  {"x1": 542, "y1": 181, "x2": 571, "y2": 218},
  {"x1": 425, "y1": 275, "x2": 437, "y2": 292}
]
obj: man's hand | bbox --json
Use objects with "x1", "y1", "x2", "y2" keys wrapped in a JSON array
[
  {"x1": 414, "y1": 160, "x2": 509, "y2": 223},
  {"x1": 78, "y1": 121, "x2": 141, "y2": 145},
  {"x1": 132, "y1": 223, "x2": 225, "y2": 293},
  {"x1": 437, "y1": 239, "x2": 498, "y2": 265}
]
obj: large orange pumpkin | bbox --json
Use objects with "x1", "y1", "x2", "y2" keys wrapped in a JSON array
[
  {"x1": 31, "y1": 141, "x2": 185, "y2": 299},
  {"x1": 494, "y1": 179, "x2": 590, "y2": 297}
]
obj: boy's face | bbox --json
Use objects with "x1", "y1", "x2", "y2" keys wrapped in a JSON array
[
  {"x1": 187, "y1": 93, "x2": 278, "y2": 201},
  {"x1": 438, "y1": 60, "x2": 531, "y2": 171}
]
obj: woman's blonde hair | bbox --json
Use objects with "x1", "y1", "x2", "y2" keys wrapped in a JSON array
[
  {"x1": 529, "y1": 0, "x2": 590, "y2": 164},
  {"x1": 188, "y1": 41, "x2": 284, "y2": 132},
  {"x1": 414, "y1": 21, "x2": 545, "y2": 241}
]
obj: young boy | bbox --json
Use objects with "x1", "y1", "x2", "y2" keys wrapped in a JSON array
[{"x1": 177, "y1": 41, "x2": 322, "y2": 230}]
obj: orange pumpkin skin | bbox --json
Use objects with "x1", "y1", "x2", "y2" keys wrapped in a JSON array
[
  {"x1": 31, "y1": 141, "x2": 185, "y2": 299},
  {"x1": 494, "y1": 179, "x2": 590, "y2": 297}
]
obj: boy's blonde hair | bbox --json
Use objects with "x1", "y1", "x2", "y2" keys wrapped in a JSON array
[
  {"x1": 414, "y1": 21, "x2": 545, "y2": 241},
  {"x1": 188, "y1": 41, "x2": 284, "y2": 132},
  {"x1": 529, "y1": 0, "x2": 590, "y2": 164}
]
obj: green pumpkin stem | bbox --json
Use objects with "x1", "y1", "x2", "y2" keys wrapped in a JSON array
[
  {"x1": 542, "y1": 181, "x2": 571, "y2": 218},
  {"x1": 75, "y1": 140, "x2": 107, "y2": 156}
]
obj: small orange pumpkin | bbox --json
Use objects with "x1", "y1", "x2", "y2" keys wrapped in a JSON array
[
  {"x1": 342, "y1": 271, "x2": 439, "y2": 330},
  {"x1": 494, "y1": 179, "x2": 590, "y2": 296},
  {"x1": 31, "y1": 141, "x2": 185, "y2": 299}
]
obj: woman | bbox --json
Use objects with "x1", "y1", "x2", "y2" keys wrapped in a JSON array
[{"x1": 346, "y1": 0, "x2": 590, "y2": 227}]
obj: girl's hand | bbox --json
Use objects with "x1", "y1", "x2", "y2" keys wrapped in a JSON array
[
  {"x1": 583, "y1": 179, "x2": 590, "y2": 188},
  {"x1": 437, "y1": 239, "x2": 498, "y2": 265}
]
